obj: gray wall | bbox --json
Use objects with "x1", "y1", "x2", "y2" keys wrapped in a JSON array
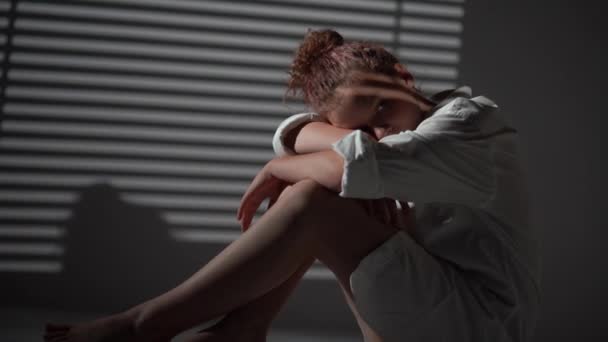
[
  {"x1": 2, "y1": 1, "x2": 606, "y2": 340},
  {"x1": 461, "y1": 1, "x2": 607, "y2": 341}
]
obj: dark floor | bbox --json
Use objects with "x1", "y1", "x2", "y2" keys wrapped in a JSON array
[{"x1": 0, "y1": 307, "x2": 362, "y2": 342}]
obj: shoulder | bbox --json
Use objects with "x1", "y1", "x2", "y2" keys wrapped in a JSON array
[
  {"x1": 429, "y1": 87, "x2": 499, "y2": 120},
  {"x1": 417, "y1": 87, "x2": 510, "y2": 137},
  {"x1": 272, "y1": 112, "x2": 325, "y2": 156},
  {"x1": 275, "y1": 112, "x2": 324, "y2": 131}
]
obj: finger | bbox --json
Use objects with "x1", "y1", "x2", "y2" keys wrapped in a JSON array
[
  {"x1": 239, "y1": 210, "x2": 246, "y2": 231},
  {"x1": 398, "y1": 201, "x2": 414, "y2": 231},
  {"x1": 381, "y1": 199, "x2": 392, "y2": 226},
  {"x1": 266, "y1": 194, "x2": 276, "y2": 211},
  {"x1": 267, "y1": 191, "x2": 281, "y2": 210},
  {"x1": 393, "y1": 201, "x2": 407, "y2": 229},
  {"x1": 339, "y1": 71, "x2": 435, "y2": 110},
  {"x1": 240, "y1": 217, "x2": 247, "y2": 232},
  {"x1": 244, "y1": 209, "x2": 256, "y2": 231},
  {"x1": 243, "y1": 207, "x2": 251, "y2": 231},
  {"x1": 239, "y1": 169, "x2": 278, "y2": 220},
  {"x1": 243, "y1": 193, "x2": 267, "y2": 231},
  {"x1": 238, "y1": 185, "x2": 257, "y2": 220},
  {"x1": 267, "y1": 182, "x2": 287, "y2": 210},
  {"x1": 239, "y1": 193, "x2": 256, "y2": 231},
  {"x1": 241, "y1": 201, "x2": 256, "y2": 231},
  {"x1": 398, "y1": 201, "x2": 411, "y2": 220},
  {"x1": 240, "y1": 183, "x2": 276, "y2": 231},
  {"x1": 385, "y1": 199, "x2": 399, "y2": 228},
  {"x1": 238, "y1": 198, "x2": 247, "y2": 222},
  {"x1": 349, "y1": 70, "x2": 422, "y2": 97},
  {"x1": 350, "y1": 71, "x2": 409, "y2": 92},
  {"x1": 339, "y1": 85, "x2": 432, "y2": 112},
  {"x1": 238, "y1": 178, "x2": 260, "y2": 220}
]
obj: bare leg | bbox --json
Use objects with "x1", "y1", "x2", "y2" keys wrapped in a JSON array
[
  {"x1": 186, "y1": 185, "x2": 388, "y2": 342},
  {"x1": 183, "y1": 256, "x2": 315, "y2": 342},
  {"x1": 45, "y1": 179, "x2": 399, "y2": 342},
  {"x1": 336, "y1": 276, "x2": 385, "y2": 342},
  {"x1": 186, "y1": 188, "x2": 319, "y2": 342}
]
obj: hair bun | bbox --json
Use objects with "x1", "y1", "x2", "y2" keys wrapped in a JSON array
[{"x1": 287, "y1": 29, "x2": 344, "y2": 89}]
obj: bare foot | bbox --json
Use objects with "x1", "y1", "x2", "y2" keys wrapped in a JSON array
[
  {"x1": 43, "y1": 311, "x2": 150, "y2": 342},
  {"x1": 182, "y1": 322, "x2": 267, "y2": 342}
]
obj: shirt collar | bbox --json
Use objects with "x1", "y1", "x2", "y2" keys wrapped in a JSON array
[
  {"x1": 426, "y1": 86, "x2": 516, "y2": 135},
  {"x1": 428, "y1": 86, "x2": 472, "y2": 110}
]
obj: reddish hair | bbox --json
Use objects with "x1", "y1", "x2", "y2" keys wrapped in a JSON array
[{"x1": 284, "y1": 28, "x2": 402, "y2": 115}]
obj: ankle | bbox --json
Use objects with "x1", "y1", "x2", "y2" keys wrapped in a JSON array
[
  {"x1": 127, "y1": 304, "x2": 172, "y2": 342},
  {"x1": 113, "y1": 307, "x2": 142, "y2": 340}
]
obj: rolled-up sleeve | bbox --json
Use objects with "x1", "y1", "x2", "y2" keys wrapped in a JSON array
[
  {"x1": 330, "y1": 99, "x2": 498, "y2": 207},
  {"x1": 331, "y1": 130, "x2": 384, "y2": 198},
  {"x1": 272, "y1": 112, "x2": 324, "y2": 157}
]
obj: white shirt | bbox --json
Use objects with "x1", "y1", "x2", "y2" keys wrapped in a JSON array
[{"x1": 272, "y1": 86, "x2": 541, "y2": 342}]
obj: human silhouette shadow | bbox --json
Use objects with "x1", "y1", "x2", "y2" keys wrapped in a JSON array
[{"x1": 60, "y1": 182, "x2": 186, "y2": 313}]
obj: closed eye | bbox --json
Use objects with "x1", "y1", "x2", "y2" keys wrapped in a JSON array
[
  {"x1": 375, "y1": 100, "x2": 387, "y2": 114},
  {"x1": 377, "y1": 97, "x2": 395, "y2": 112}
]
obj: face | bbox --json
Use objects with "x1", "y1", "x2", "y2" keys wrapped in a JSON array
[{"x1": 325, "y1": 77, "x2": 424, "y2": 140}]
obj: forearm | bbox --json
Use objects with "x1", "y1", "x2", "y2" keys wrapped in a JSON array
[
  {"x1": 285, "y1": 121, "x2": 355, "y2": 154},
  {"x1": 274, "y1": 118, "x2": 415, "y2": 231},
  {"x1": 267, "y1": 144, "x2": 416, "y2": 232},
  {"x1": 269, "y1": 150, "x2": 344, "y2": 193}
]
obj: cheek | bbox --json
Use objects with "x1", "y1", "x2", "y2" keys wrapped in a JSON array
[{"x1": 391, "y1": 103, "x2": 421, "y2": 131}]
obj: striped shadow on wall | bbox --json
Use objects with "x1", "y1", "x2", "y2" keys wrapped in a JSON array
[{"x1": 0, "y1": 0, "x2": 465, "y2": 278}]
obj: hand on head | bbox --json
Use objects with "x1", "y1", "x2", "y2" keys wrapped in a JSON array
[
  {"x1": 285, "y1": 29, "x2": 435, "y2": 140},
  {"x1": 339, "y1": 67, "x2": 435, "y2": 113},
  {"x1": 326, "y1": 66, "x2": 435, "y2": 140}
]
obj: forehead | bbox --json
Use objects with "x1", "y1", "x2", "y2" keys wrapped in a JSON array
[
  {"x1": 333, "y1": 72, "x2": 393, "y2": 109},
  {"x1": 333, "y1": 78, "x2": 379, "y2": 110},
  {"x1": 327, "y1": 98, "x2": 376, "y2": 128},
  {"x1": 325, "y1": 72, "x2": 392, "y2": 126}
]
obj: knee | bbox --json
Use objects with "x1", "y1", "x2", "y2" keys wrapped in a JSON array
[
  {"x1": 280, "y1": 179, "x2": 333, "y2": 212},
  {"x1": 277, "y1": 184, "x2": 294, "y2": 202}
]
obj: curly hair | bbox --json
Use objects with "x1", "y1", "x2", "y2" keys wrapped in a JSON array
[{"x1": 284, "y1": 28, "x2": 405, "y2": 116}]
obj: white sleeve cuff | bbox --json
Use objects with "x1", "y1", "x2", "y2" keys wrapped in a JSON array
[
  {"x1": 272, "y1": 112, "x2": 324, "y2": 157},
  {"x1": 331, "y1": 130, "x2": 384, "y2": 199}
]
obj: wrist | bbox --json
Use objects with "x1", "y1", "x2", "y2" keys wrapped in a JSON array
[
  {"x1": 266, "y1": 156, "x2": 292, "y2": 183},
  {"x1": 266, "y1": 158, "x2": 279, "y2": 177}
]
